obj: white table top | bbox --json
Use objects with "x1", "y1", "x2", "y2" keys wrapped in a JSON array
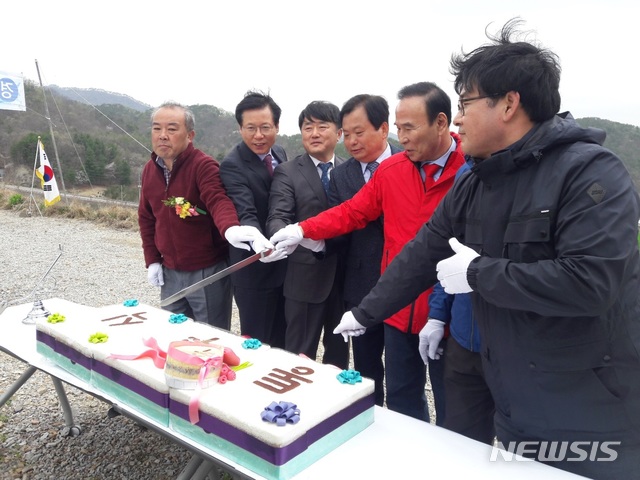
[{"x1": 0, "y1": 298, "x2": 584, "y2": 479}]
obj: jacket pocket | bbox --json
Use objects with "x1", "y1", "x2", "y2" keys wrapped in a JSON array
[
  {"x1": 503, "y1": 213, "x2": 554, "y2": 263},
  {"x1": 527, "y1": 341, "x2": 632, "y2": 434}
]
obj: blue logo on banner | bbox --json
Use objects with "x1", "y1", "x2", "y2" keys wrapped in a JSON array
[{"x1": 0, "y1": 77, "x2": 20, "y2": 103}]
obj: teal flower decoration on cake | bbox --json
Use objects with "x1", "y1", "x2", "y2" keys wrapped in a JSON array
[
  {"x1": 123, "y1": 299, "x2": 139, "y2": 307},
  {"x1": 169, "y1": 313, "x2": 188, "y2": 324},
  {"x1": 47, "y1": 313, "x2": 66, "y2": 324},
  {"x1": 337, "y1": 369, "x2": 362, "y2": 385},
  {"x1": 242, "y1": 338, "x2": 262, "y2": 349},
  {"x1": 89, "y1": 332, "x2": 109, "y2": 344}
]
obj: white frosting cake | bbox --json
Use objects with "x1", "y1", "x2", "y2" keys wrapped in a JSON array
[{"x1": 35, "y1": 301, "x2": 375, "y2": 479}]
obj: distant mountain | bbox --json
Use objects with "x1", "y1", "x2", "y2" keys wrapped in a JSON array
[
  {"x1": 48, "y1": 85, "x2": 152, "y2": 112},
  {"x1": 2, "y1": 82, "x2": 639, "y2": 200}
]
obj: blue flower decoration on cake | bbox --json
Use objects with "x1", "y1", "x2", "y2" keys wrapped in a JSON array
[
  {"x1": 168, "y1": 313, "x2": 188, "y2": 324},
  {"x1": 242, "y1": 338, "x2": 262, "y2": 349},
  {"x1": 123, "y1": 299, "x2": 139, "y2": 307},
  {"x1": 261, "y1": 401, "x2": 300, "y2": 426},
  {"x1": 337, "y1": 369, "x2": 362, "y2": 385}
]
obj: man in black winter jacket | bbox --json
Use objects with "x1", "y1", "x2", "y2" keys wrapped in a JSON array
[{"x1": 334, "y1": 18, "x2": 640, "y2": 480}]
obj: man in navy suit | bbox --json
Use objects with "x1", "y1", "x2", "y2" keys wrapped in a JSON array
[
  {"x1": 220, "y1": 91, "x2": 288, "y2": 348},
  {"x1": 267, "y1": 101, "x2": 348, "y2": 368},
  {"x1": 328, "y1": 94, "x2": 402, "y2": 405}
]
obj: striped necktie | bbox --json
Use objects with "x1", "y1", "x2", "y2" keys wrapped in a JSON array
[
  {"x1": 365, "y1": 161, "x2": 379, "y2": 182},
  {"x1": 318, "y1": 162, "x2": 332, "y2": 195}
]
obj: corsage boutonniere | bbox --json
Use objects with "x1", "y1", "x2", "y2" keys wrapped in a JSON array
[{"x1": 162, "y1": 196, "x2": 207, "y2": 219}]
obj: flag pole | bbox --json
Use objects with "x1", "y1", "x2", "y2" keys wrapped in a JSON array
[
  {"x1": 35, "y1": 59, "x2": 67, "y2": 199},
  {"x1": 27, "y1": 140, "x2": 43, "y2": 217}
]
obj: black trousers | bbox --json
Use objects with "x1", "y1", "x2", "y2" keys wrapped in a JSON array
[
  {"x1": 284, "y1": 281, "x2": 348, "y2": 369},
  {"x1": 234, "y1": 285, "x2": 286, "y2": 349},
  {"x1": 443, "y1": 336, "x2": 495, "y2": 444}
]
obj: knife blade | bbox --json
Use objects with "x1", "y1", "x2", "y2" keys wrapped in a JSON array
[{"x1": 159, "y1": 249, "x2": 272, "y2": 307}]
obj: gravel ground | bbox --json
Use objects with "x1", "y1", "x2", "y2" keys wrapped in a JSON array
[{"x1": 0, "y1": 208, "x2": 436, "y2": 479}]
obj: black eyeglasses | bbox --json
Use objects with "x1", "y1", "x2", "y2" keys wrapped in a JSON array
[{"x1": 457, "y1": 93, "x2": 505, "y2": 116}]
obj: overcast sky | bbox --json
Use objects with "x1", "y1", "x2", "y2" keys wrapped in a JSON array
[{"x1": 3, "y1": 0, "x2": 638, "y2": 136}]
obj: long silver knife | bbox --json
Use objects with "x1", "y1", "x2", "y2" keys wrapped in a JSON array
[{"x1": 160, "y1": 249, "x2": 272, "y2": 307}]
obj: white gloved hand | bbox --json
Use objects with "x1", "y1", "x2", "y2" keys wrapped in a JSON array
[
  {"x1": 270, "y1": 223, "x2": 305, "y2": 250},
  {"x1": 259, "y1": 248, "x2": 289, "y2": 263},
  {"x1": 333, "y1": 311, "x2": 367, "y2": 342},
  {"x1": 250, "y1": 230, "x2": 275, "y2": 254},
  {"x1": 225, "y1": 225, "x2": 263, "y2": 251},
  {"x1": 419, "y1": 319, "x2": 445, "y2": 363},
  {"x1": 436, "y1": 238, "x2": 479, "y2": 294},
  {"x1": 147, "y1": 262, "x2": 164, "y2": 287},
  {"x1": 300, "y1": 237, "x2": 325, "y2": 252}
]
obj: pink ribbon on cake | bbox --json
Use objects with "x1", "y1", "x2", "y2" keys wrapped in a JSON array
[
  {"x1": 166, "y1": 342, "x2": 223, "y2": 424},
  {"x1": 108, "y1": 337, "x2": 167, "y2": 368},
  {"x1": 188, "y1": 355, "x2": 222, "y2": 424}
]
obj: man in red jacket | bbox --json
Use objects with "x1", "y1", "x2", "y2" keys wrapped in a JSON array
[{"x1": 270, "y1": 82, "x2": 465, "y2": 422}]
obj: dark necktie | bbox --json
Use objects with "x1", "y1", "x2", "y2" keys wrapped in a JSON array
[
  {"x1": 263, "y1": 153, "x2": 274, "y2": 176},
  {"x1": 365, "y1": 161, "x2": 379, "y2": 182},
  {"x1": 423, "y1": 163, "x2": 440, "y2": 190},
  {"x1": 318, "y1": 162, "x2": 332, "y2": 195}
]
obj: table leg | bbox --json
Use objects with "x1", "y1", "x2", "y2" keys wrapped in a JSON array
[
  {"x1": 0, "y1": 365, "x2": 37, "y2": 408},
  {"x1": 51, "y1": 377, "x2": 82, "y2": 436}
]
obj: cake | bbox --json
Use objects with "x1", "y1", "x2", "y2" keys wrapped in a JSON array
[
  {"x1": 35, "y1": 301, "x2": 375, "y2": 479},
  {"x1": 164, "y1": 340, "x2": 223, "y2": 390}
]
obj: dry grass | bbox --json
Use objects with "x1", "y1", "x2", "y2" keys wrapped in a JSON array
[{"x1": 0, "y1": 188, "x2": 139, "y2": 231}]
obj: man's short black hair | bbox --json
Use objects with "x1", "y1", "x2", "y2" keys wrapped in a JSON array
[
  {"x1": 449, "y1": 18, "x2": 561, "y2": 122},
  {"x1": 235, "y1": 90, "x2": 282, "y2": 126},
  {"x1": 298, "y1": 101, "x2": 341, "y2": 129},
  {"x1": 340, "y1": 94, "x2": 389, "y2": 130},
  {"x1": 398, "y1": 82, "x2": 452, "y2": 126}
]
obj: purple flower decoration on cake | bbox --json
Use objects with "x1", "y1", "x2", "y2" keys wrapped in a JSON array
[
  {"x1": 242, "y1": 338, "x2": 262, "y2": 349},
  {"x1": 123, "y1": 299, "x2": 139, "y2": 307},
  {"x1": 337, "y1": 369, "x2": 362, "y2": 385},
  {"x1": 169, "y1": 313, "x2": 188, "y2": 324},
  {"x1": 261, "y1": 401, "x2": 300, "y2": 426}
]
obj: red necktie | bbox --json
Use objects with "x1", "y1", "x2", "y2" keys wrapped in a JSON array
[
  {"x1": 264, "y1": 153, "x2": 274, "y2": 176},
  {"x1": 423, "y1": 163, "x2": 440, "y2": 190}
]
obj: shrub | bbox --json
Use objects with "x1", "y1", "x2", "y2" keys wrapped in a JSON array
[{"x1": 9, "y1": 194, "x2": 24, "y2": 207}]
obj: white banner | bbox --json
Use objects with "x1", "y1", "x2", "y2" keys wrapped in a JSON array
[{"x1": 0, "y1": 71, "x2": 26, "y2": 111}]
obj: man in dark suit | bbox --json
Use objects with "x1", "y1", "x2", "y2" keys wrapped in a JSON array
[
  {"x1": 267, "y1": 101, "x2": 348, "y2": 368},
  {"x1": 220, "y1": 91, "x2": 288, "y2": 348},
  {"x1": 328, "y1": 94, "x2": 402, "y2": 406}
]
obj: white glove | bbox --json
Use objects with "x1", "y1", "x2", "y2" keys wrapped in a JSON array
[
  {"x1": 225, "y1": 225, "x2": 263, "y2": 251},
  {"x1": 259, "y1": 248, "x2": 289, "y2": 263},
  {"x1": 436, "y1": 238, "x2": 479, "y2": 294},
  {"x1": 419, "y1": 319, "x2": 445, "y2": 363},
  {"x1": 300, "y1": 237, "x2": 325, "y2": 252},
  {"x1": 147, "y1": 262, "x2": 164, "y2": 287},
  {"x1": 333, "y1": 311, "x2": 367, "y2": 342},
  {"x1": 270, "y1": 223, "x2": 305, "y2": 250},
  {"x1": 250, "y1": 230, "x2": 275, "y2": 254}
]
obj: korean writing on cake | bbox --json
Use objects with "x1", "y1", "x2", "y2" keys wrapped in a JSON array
[
  {"x1": 101, "y1": 311, "x2": 148, "y2": 327},
  {"x1": 254, "y1": 366, "x2": 314, "y2": 393}
]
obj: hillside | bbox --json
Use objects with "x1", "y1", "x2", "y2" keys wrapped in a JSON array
[
  {"x1": 1, "y1": 83, "x2": 639, "y2": 200},
  {"x1": 574, "y1": 117, "x2": 640, "y2": 189}
]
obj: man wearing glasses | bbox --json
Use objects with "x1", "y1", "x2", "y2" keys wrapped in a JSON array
[
  {"x1": 270, "y1": 82, "x2": 466, "y2": 423},
  {"x1": 332, "y1": 19, "x2": 640, "y2": 479},
  {"x1": 220, "y1": 91, "x2": 289, "y2": 348}
]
